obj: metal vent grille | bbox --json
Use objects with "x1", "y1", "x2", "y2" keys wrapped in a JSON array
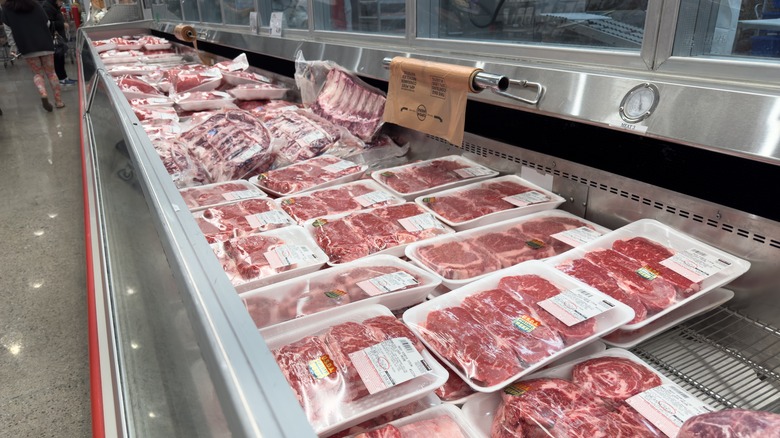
[
  {"x1": 631, "y1": 308, "x2": 780, "y2": 412},
  {"x1": 454, "y1": 137, "x2": 780, "y2": 252}
]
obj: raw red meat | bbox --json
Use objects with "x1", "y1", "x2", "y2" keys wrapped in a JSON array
[
  {"x1": 556, "y1": 258, "x2": 648, "y2": 324},
  {"x1": 462, "y1": 288, "x2": 565, "y2": 366},
  {"x1": 323, "y1": 322, "x2": 377, "y2": 400},
  {"x1": 327, "y1": 397, "x2": 435, "y2": 437},
  {"x1": 169, "y1": 66, "x2": 222, "y2": 93},
  {"x1": 255, "y1": 155, "x2": 363, "y2": 195},
  {"x1": 179, "y1": 182, "x2": 264, "y2": 210},
  {"x1": 150, "y1": 137, "x2": 210, "y2": 188},
  {"x1": 422, "y1": 180, "x2": 534, "y2": 224},
  {"x1": 434, "y1": 373, "x2": 476, "y2": 401},
  {"x1": 263, "y1": 109, "x2": 366, "y2": 165},
  {"x1": 379, "y1": 159, "x2": 472, "y2": 195},
  {"x1": 476, "y1": 229, "x2": 556, "y2": 267},
  {"x1": 612, "y1": 237, "x2": 701, "y2": 297},
  {"x1": 313, "y1": 203, "x2": 449, "y2": 264},
  {"x1": 571, "y1": 356, "x2": 662, "y2": 404},
  {"x1": 497, "y1": 274, "x2": 598, "y2": 344},
  {"x1": 354, "y1": 425, "x2": 401, "y2": 438},
  {"x1": 677, "y1": 409, "x2": 780, "y2": 438},
  {"x1": 492, "y1": 378, "x2": 610, "y2": 436},
  {"x1": 363, "y1": 315, "x2": 425, "y2": 352},
  {"x1": 420, "y1": 306, "x2": 522, "y2": 387},
  {"x1": 243, "y1": 295, "x2": 293, "y2": 328},
  {"x1": 521, "y1": 215, "x2": 594, "y2": 253},
  {"x1": 585, "y1": 249, "x2": 677, "y2": 313},
  {"x1": 196, "y1": 198, "x2": 293, "y2": 243},
  {"x1": 115, "y1": 75, "x2": 164, "y2": 97},
  {"x1": 180, "y1": 109, "x2": 275, "y2": 181},
  {"x1": 220, "y1": 233, "x2": 290, "y2": 281},
  {"x1": 310, "y1": 68, "x2": 387, "y2": 141},
  {"x1": 397, "y1": 415, "x2": 467, "y2": 437},
  {"x1": 415, "y1": 240, "x2": 503, "y2": 280}
]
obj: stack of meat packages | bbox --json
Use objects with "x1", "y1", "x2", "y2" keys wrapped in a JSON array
[{"x1": 103, "y1": 47, "x2": 390, "y2": 189}]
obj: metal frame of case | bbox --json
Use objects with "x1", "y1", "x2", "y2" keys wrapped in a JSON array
[{"x1": 78, "y1": 22, "x2": 780, "y2": 437}]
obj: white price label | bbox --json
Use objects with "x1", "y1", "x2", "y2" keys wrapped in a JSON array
[
  {"x1": 660, "y1": 249, "x2": 732, "y2": 283},
  {"x1": 538, "y1": 288, "x2": 616, "y2": 326},
  {"x1": 245, "y1": 210, "x2": 293, "y2": 229},
  {"x1": 357, "y1": 271, "x2": 419, "y2": 296},
  {"x1": 322, "y1": 159, "x2": 359, "y2": 173},
  {"x1": 354, "y1": 190, "x2": 395, "y2": 207},
  {"x1": 398, "y1": 213, "x2": 446, "y2": 232},
  {"x1": 503, "y1": 190, "x2": 551, "y2": 207},
  {"x1": 349, "y1": 338, "x2": 432, "y2": 395},
  {"x1": 222, "y1": 189, "x2": 263, "y2": 201},
  {"x1": 627, "y1": 384, "x2": 714, "y2": 438},
  {"x1": 454, "y1": 166, "x2": 494, "y2": 178},
  {"x1": 301, "y1": 130, "x2": 327, "y2": 145},
  {"x1": 270, "y1": 12, "x2": 283, "y2": 36},
  {"x1": 551, "y1": 226, "x2": 603, "y2": 247},
  {"x1": 234, "y1": 144, "x2": 262, "y2": 162},
  {"x1": 264, "y1": 244, "x2": 317, "y2": 269}
]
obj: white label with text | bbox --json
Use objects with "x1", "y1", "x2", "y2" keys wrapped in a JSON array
[{"x1": 350, "y1": 337, "x2": 432, "y2": 394}]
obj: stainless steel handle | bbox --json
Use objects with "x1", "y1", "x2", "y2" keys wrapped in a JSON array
[{"x1": 491, "y1": 78, "x2": 544, "y2": 106}]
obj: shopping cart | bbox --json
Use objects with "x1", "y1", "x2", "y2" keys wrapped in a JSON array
[{"x1": 0, "y1": 25, "x2": 14, "y2": 68}]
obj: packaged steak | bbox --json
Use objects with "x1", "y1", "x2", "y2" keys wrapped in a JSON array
[
  {"x1": 250, "y1": 154, "x2": 368, "y2": 196},
  {"x1": 138, "y1": 36, "x2": 172, "y2": 50},
  {"x1": 349, "y1": 404, "x2": 478, "y2": 438},
  {"x1": 677, "y1": 409, "x2": 780, "y2": 438},
  {"x1": 402, "y1": 261, "x2": 635, "y2": 392},
  {"x1": 100, "y1": 49, "x2": 143, "y2": 64},
  {"x1": 179, "y1": 180, "x2": 267, "y2": 211},
  {"x1": 211, "y1": 226, "x2": 328, "y2": 292},
  {"x1": 405, "y1": 209, "x2": 611, "y2": 289},
  {"x1": 193, "y1": 198, "x2": 295, "y2": 243},
  {"x1": 172, "y1": 91, "x2": 236, "y2": 111},
  {"x1": 114, "y1": 75, "x2": 165, "y2": 100},
  {"x1": 371, "y1": 155, "x2": 499, "y2": 200},
  {"x1": 92, "y1": 39, "x2": 118, "y2": 53},
  {"x1": 169, "y1": 66, "x2": 223, "y2": 93},
  {"x1": 277, "y1": 179, "x2": 405, "y2": 224},
  {"x1": 547, "y1": 218, "x2": 750, "y2": 330},
  {"x1": 149, "y1": 136, "x2": 209, "y2": 188},
  {"x1": 261, "y1": 304, "x2": 449, "y2": 436},
  {"x1": 132, "y1": 105, "x2": 178, "y2": 124},
  {"x1": 307, "y1": 202, "x2": 455, "y2": 265},
  {"x1": 240, "y1": 255, "x2": 440, "y2": 329},
  {"x1": 416, "y1": 174, "x2": 566, "y2": 230},
  {"x1": 129, "y1": 96, "x2": 175, "y2": 108},
  {"x1": 107, "y1": 63, "x2": 160, "y2": 77},
  {"x1": 461, "y1": 349, "x2": 713, "y2": 438}
]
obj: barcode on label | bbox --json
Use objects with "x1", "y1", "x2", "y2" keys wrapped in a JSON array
[{"x1": 400, "y1": 338, "x2": 414, "y2": 354}]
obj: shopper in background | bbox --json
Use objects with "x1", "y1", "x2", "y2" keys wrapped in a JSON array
[
  {"x1": 0, "y1": 0, "x2": 65, "y2": 111},
  {"x1": 42, "y1": 0, "x2": 77, "y2": 86}
]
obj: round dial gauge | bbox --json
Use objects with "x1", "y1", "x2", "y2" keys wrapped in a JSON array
[{"x1": 619, "y1": 83, "x2": 659, "y2": 123}]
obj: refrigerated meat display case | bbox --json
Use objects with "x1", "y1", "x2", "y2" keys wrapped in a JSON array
[{"x1": 77, "y1": 14, "x2": 780, "y2": 437}]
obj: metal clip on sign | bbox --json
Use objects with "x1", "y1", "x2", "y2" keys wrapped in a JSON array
[{"x1": 382, "y1": 57, "x2": 544, "y2": 106}]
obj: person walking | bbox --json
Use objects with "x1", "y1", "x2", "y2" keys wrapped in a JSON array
[
  {"x1": 42, "y1": 0, "x2": 76, "y2": 86},
  {"x1": 0, "y1": 0, "x2": 64, "y2": 111}
]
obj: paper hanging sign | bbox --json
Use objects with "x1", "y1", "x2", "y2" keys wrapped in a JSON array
[{"x1": 384, "y1": 57, "x2": 481, "y2": 146}]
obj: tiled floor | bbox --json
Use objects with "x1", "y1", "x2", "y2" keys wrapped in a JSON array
[{"x1": 0, "y1": 59, "x2": 92, "y2": 437}]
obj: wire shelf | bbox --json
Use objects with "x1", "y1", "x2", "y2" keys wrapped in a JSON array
[{"x1": 631, "y1": 307, "x2": 780, "y2": 412}]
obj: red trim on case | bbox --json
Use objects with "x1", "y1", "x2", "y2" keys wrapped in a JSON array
[{"x1": 78, "y1": 59, "x2": 106, "y2": 438}]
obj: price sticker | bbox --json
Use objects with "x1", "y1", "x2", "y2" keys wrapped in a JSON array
[
  {"x1": 551, "y1": 226, "x2": 603, "y2": 247},
  {"x1": 503, "y1": 190, "x2": 551, "y2": 207},
  {"x1": 264, "y1": 244, "x2": 318, "y2": 269},
  {"x1": 357, "y1": 271, "x2": 419, "y2": 296},
  {"x1": 454, "y1": 166, "x2": 494, "y2": 178},
  {"x1": 627, "y1": 384, "x2": 714, "y2": 437},
  {"x1": 660, "y1": 249, "x2": 732, "y2": 283},
  {"x1": 354, "y1": 190, "x2": 395, "y2": 207},
  {"x1": 350, "y1": 338, "x2": 432, "y2": 394},
  {"x1": 398, "y1": 213, "x2": 446, "y2": 232},
  {"x1": 538, "y1": 288, "x2": 616, "y2": 326},
  {"x1": 245, "y1": 210, "x2": 294, "y2": 229}
]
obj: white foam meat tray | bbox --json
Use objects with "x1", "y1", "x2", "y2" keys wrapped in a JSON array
[
  {"x1": 261, "y1": 303, "x2": 450, "y2": 437},
  {"x1": 239, "y1": 254, "x2": 442, "y2": 330},
  {"x1": 415, "y1": 174, "x2": 566, "y2": 231},
  {"x1": 402, "y1": 260, "x2": 636, "y2": 393},
  {"x1": 249, "y1": 154, "x2": 369, "y2": 197},
  {"x1": 544, "y1": 218, "x2": 751, "y2": 331},
  {"x1": 405, "y1": 209, "x2": 613, "y2": 290},
  {"x1": 370, "y1": 155, "x2": 500, "y2": 201}
]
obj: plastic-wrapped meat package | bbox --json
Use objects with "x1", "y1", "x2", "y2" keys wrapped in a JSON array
[
  {"x1": 142, "y1": 122, "x2": 182, "y2": 138},
  {"x1": 355, "y1": 415, "x2": 467, "y2": 438},
  {"x1": 227, "y1": 83, "x2": 288, "y2": 101},
  {"x1": 132, "y1": 105, "x2": 178, "y2": 123},
  {"x1": 611, "y1": 237, "x2": 701, "y2": 298},
  {"x1": 312, "y1": 203, "x2": 452, "y2": 264},
  {"x1": 138, "y1": 35, "x2": 172, "y2": 50},
  {"x1": 114, "y1": 75, "x2": 165, "y2": 99},
  {"x1": 172, "y1": 91, "x2": 237, "y2": 112},
  {"x1": 113, "y1": 38, "x2": 143, "y2": 50},
  {"x1": 129, "y1": 96, "x2": 175, "y2": 108},
  {"x1": 262, "y1": 109, "x2": 366, "y2": 166},
  {"x1": 310, "y1": 68, "x2": 387, "y2": 141},
  {"x1": 678, "y1": 409, "x2": 780, "y2": 438},
  {"x1": 168, "y1": 65, "x2": 223, "y2": 93},
  {"x1": 280, "y1": 181, "x2": 403, "y2": 224},
  {"x1": 271, "y1": 316, "x2": 426, "y2": 432},
  {"x1": 435, "y1": 372, "x2": 476, "y2": 402},
  {"x1": 91, "y1": 39, "x2": 117, "y2": 52},
  {"x1": 139, "y1": 69, "x2": 174, "y2": 94},
  {"x1": 278, "y1": 266, "x2": 423, "y2": 327},
  {"x1": 220, "y1": 233, "x2": 291, "y2": 281},
  {"x1": 251, "y1": 99, "x2": 303, "y2": 115},
  {"x1": 107, "y1": 63, "x2": 160, "y2": 76},
  {"x1": 378, "y1": 159, "x2": 475, "y2": 196},
  {"x1": 100, "y1": 49, "x2": 143, "y2": 64},
  {"x1": 179, "y1": 181, "x2": 266, "y2": 211},
  {"x1": 254, "y1": 155, "x2": 366, "y2": 196},
  {"x1": 150, "y1": 137, "x2": 209, "y2": 188},
  {"x1": 489, "y1": 355, "x2": 666, "y2": 437},
  {"x1": 222, "y1": 70, "x2": 273, "y2": 86},
  {"x1": 194, "y1": 198, "x2": 295, "y2": 243},
  {"x1": 326, "y1": 396, "x2": 439, "y2": 438},
  {"x1": 180, "y1": 109, "x2": 275, "y2": 181},
  {"x1": 215, "y1": 52, "x2": 250, "y2": 72}
]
